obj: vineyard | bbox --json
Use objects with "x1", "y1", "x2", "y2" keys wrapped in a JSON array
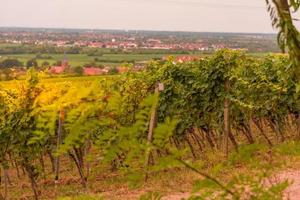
[{"x1": 1, "y1": 49, "x2": 300, "y2": 199}]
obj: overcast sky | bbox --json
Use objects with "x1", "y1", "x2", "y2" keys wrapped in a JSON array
[{"x1": 0, "y1": 0, "x2": 283, "y2": 33}]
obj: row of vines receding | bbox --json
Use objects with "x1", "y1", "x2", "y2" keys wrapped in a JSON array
[{"x1": 0, "y1": 49, "x2": 298, "y2": 199}]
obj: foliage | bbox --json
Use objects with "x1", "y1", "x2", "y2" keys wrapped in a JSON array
[
  {"x1": 266, "y1": 0, "x2": 300, "y2": 80},
  {"x1": 26, "y1": 58, "x2": 38, "y2": 68},
  {"x1": 0, "y1": 50, "x2": 298, "y2": 199},
  {"x1": 275, "y1": 141, "x2": 300, "y2": 156},
  {"x1": 228, "y1": 144, "x2": 268, "y2": 166},
  {"x1": 139, "y1": 191, "x2": 162, "y2": 200},
  {"x1": 0, "y1": 58, "x2": 24, "y2": 68}
]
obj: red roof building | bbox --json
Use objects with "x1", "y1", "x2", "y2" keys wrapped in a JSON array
[
  {"x1": 49, "y1": 66, "x2": 66, "y2": 74},
  {"x1": 175, "y1": 56, "x2": 199, "y2": 63},
  {"x1": 83, "y1": 67, "x2": 103, "y2": 76},
  {"x1": 83, "y1": 67, "x2": 110, "y2": 76},
  {"x1": 49, "y1": 56, "x2": 69, "y2": 74},
  {"x1": 117, "y1": 66, "x2": 129, "y2": 74}
]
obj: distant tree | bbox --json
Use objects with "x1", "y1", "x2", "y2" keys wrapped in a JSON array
[
  {"x1": 83, "y1": 62, "x2": 97, "y2": 67},
  {"x1": 66, "y1": 47, "x2": 80, "y2": 54},
  {"x1": 55, "y1": 60, "x2": 62, "y2": 66},
  {"x1": 73, "y1": 66, "x2": 84, "y2": 75},
  {"x1": 41, "y1": 61, "x2": 50, "y2": 68},
  {"x1": 0, "y1": 58, "x2": 23, "y2": 68},
  {"x1": 98, "y1": 64, "x2": 105, "y2": 69},
  {"x1": 26, "y1": 58, "x2": 38, "y2": 68},
  {"x1": 109, "y1": 66, "x2": 118, "y2": 75}
]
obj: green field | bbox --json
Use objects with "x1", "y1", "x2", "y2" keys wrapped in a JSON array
[
  {"x1": 0, "y1": 53, "x2": 119, "y2": 67},
  {"x1": 0, "y1": 52, "x2": 204, "y2": 67}
]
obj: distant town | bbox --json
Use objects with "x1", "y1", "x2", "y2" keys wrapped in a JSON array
[
  {"x1": 0, "y1": 27, "x2": 280, "y2": 80},
  {"x1": 0, "y1": 27, "x2": 279, "y2": 52}
]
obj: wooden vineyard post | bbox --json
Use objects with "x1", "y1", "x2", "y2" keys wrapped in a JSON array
[
  {"x1": 223, "y1": 79, "x2": 230, "y2": 157},
  {"x1": 55, "y1": 109, "x2": 64, "y2": 188},
  {"x1": 297, "y1": 115, "x2": 300, "y2": 140},
  {"x1": 3, "y1": 168, "x2": 8, "y2": 200},
  {"x1": 0, "y1": 166, "x2": 2, "y2": 200},
  {"x1": 85, "y1": 139, "x2": 92, "y2": 187},
  {"x1": 0, "y1": 165, "x2": 8, "y2": 200},
  {"x1": 145, "y1": 82, "x2": 164, "y2": 182},
  {"x1": 0, "y1": 163, "x2": 9, "y2": 200}
]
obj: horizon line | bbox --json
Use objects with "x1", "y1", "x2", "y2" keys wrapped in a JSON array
[{"x1": 0, "y1": 26, "x2": 277, "y2": 35}]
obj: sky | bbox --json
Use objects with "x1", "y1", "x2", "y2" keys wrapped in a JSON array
[{"x1": 0, "y1": 0, "x2": 285, "y2": 33}]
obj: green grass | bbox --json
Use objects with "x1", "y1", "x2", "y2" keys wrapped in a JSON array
[
  {"x1": 0, "y1": 52, "x2": 271, "y2": 70},
  {"x1": 0, "y1": 54, "x2": 98, "y2": 67},
  {"x1": 0, "y1": 52, "x2": 206, "y2": 67}
]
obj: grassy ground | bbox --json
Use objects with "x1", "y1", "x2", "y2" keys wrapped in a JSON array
[
  {"x1": 3, "y1": 141, "x2": 300, "y2": 200},
  {"x1": 0, "y1": 51, "x2": 270, "y2": 68},
  {"x1": 0, "y1": 53, "x2": 204, "y2": 67}
]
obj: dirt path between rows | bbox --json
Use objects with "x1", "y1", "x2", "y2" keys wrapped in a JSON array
[
  {"x1": 161, "y1": 170, "x2": 300, "y2": 200},
  {"x1": 279, "y1": 170, "x2": 300, "y2": 200}
]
